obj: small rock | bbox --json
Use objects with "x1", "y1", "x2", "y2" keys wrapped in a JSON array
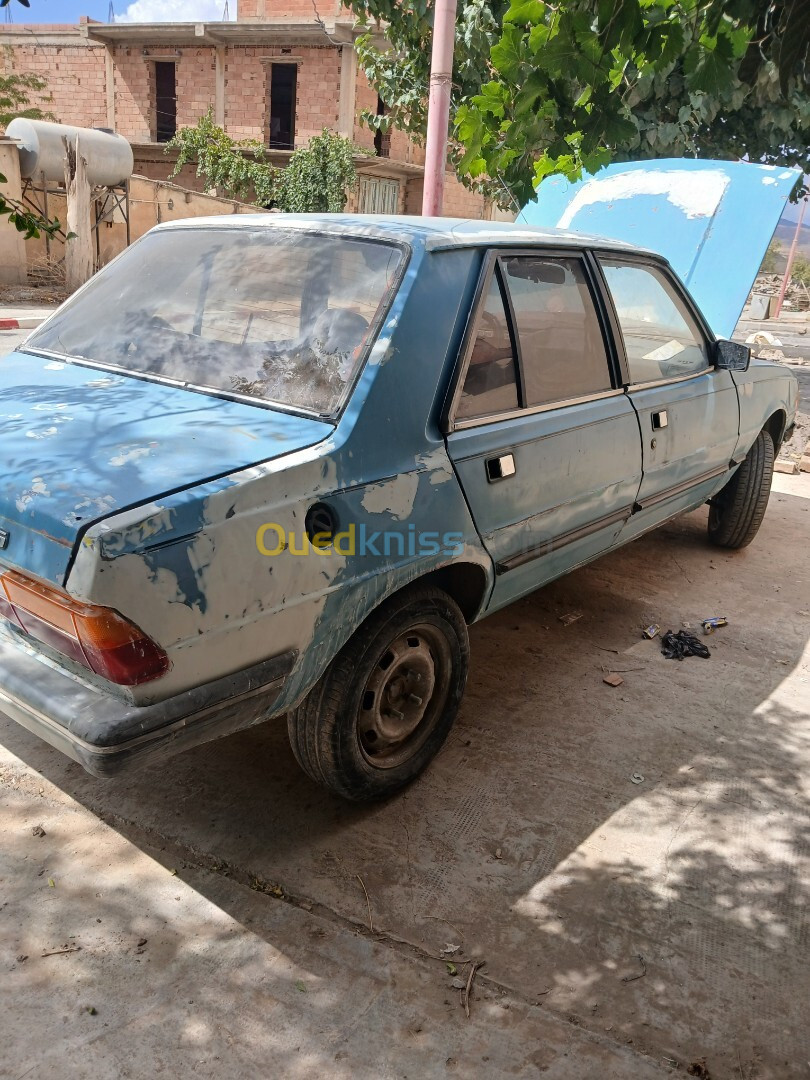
[
  {"x1": 494, "y1": 847, "x2": 502, "y2": 859},
  {"x1": 31, "y1": 825, "x2": 46, "y2": 837},
  {"x1": 603, "y1": 673, "x2": 624, "y2": 687},
  {"x1": 774, "y1": 458, "x2": 799, "y2": 474}
]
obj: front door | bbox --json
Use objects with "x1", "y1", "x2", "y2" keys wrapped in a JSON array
[
  {"x1": 445, "y1": 251, "x2": 643, "y2": 612},
  {"x1": 596, "y1": 256, "x2": 740, "y2": 537}
]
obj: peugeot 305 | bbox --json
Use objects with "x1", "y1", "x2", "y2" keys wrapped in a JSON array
[{"x1": 0, "y1": 215, "x2": 798, "y2": 799}]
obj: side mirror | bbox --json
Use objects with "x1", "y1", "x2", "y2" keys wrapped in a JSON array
[{"x1": 714, "y1": 339, "x2": 751, "y2": 372}]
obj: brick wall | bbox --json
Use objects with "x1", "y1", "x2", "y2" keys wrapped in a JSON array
[
  {"x1": 406, "y1": 173, "x2": 492, "y2": 220},
  {"x1": 113, "y1": 46, "x2": 152, "y2": 141},
  {"x1": 176, "y1": 49, "x2": 216, "y2": 130},
  {"x1": 294, "y1": 47, "x2": 341, "y2": 144},
  {"x1": 237, "y1": 0, "x2": 346, "y2": 18},
  {"x1": 224, "y1": 47, "x2": 267, "y2": 140},
  {"x1": 0, "y1": 34, "x2": 107, "y2": 130}
]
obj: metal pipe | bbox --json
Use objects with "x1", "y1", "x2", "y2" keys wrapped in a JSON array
[
  {"x1": 773, "y1": 196, "x2": 808, "y2": 317},
  {"x1": 421, "y1": 0, "x2": 458, "y2": 217}
]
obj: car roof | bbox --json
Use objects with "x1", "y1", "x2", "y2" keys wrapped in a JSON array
[{"x1": 153, "y1": 213, "x2": 654, "y2": 257}]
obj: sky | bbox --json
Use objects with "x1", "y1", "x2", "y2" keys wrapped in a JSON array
[{"x1": 3, "y1": 0, "x2": 234, "y2": 22}]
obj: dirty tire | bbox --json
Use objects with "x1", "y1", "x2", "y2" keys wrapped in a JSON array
[
  {"x1": 288, "y1": 585, "x2": 469, "y2": 801},
  {"x1": 708, "y1": 429, "x2": 774, "y2": 549}
]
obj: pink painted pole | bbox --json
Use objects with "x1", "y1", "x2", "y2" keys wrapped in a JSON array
[
  {"x1": 773, "y1": 196, "x2": 808, "y2": 318},
  {"x1": 421, "y1": 0, "x2": 458, "y2": 217}
]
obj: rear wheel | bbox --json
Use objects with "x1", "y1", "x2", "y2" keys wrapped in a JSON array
[
  {"x1": 708, "y1": 429, "x2": 774, "y2": 549},
  {"x1": 288, "y1": 585, "x2": 469, "y2": 801}
]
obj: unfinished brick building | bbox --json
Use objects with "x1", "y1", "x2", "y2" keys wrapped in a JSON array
[{"x1": 0, "y1": 3, "x2": 492, "y2": 218}]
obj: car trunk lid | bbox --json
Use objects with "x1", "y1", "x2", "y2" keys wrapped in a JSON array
[{"x1": 0, "y1": 350, "x2": 332, "y2": 586}]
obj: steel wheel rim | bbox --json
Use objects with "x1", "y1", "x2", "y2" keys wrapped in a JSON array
[{"x1": 357, "y1": 621, "x2": 452, "y2": 769}]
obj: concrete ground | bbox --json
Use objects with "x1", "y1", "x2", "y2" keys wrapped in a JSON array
[{"x1": 1, "y1": 333, "x2": 810, "y2": 1080}]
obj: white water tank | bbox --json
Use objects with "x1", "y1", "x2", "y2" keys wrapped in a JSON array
[{"x1": 5, "y1": 119, "x2": 134, "y2": 187}]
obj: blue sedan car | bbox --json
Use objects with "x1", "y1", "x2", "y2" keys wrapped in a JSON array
[{"x1": 0, "y1": 216, "x2": 798, "y2": 799}]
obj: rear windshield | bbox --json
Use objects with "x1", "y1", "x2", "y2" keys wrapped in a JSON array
[{"x1": 27, "y1": 227, "x2": 405, "y2": 416}]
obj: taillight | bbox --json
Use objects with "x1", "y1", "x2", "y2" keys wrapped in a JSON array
[{"x1": 0, "y1": 570, "x2": 169, "y2": 686}]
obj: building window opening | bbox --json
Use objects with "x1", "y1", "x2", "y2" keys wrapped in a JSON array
[
  {"x1": 373, "y1": 94, "x2": 390, "y2": 158},
  {"x1": 269, "y1": 63, "x2": 297, "y2": 150},
  {"x1": 154, "y1": 61, "x2": 177, "y2": 143}
]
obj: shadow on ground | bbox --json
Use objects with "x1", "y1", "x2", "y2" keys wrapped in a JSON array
[{"x1": 3, "y1": 492, "x2": 810, "y2": 1079}]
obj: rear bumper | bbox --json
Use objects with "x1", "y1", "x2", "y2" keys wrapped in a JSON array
[{"x1": 0, "y1": 636, "x2": 296, "y2": 777}]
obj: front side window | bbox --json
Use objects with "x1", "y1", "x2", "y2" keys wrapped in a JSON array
[
  {"x1": 27, "y1": 228, "x2": 404, "y2": 417},
  {"x1": 500, "y1": 255, "x2": 612, "y2": 407},
  {"x1": 600, "y1": 260, "x2": 709, "y2": 383},
  {"x1": 456, "y1": 269, "x2": 519, "y2": 420}
]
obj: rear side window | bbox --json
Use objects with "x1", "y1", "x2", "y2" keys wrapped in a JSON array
[
  {"x1": 456, "y1": 270, "x2": 519, "y2": 420},
  {"x1": 500, "y1": 256, "x2": 611, "y2": 406},
  {"x1": 600, "y1": 260, "x2": 709, "y2": 383}
]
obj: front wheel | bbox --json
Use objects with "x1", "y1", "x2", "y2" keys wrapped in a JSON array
[
  {"x1": 708, "y1": 429, "x2": 774, "y2": 549},
  {"x1": 288, "y1": 585, "x2": 469, "y2": 801}
]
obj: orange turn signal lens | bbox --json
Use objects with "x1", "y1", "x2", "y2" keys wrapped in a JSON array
[{"x1": 0, "y1": 570, "x2": 169, "y2": 686}]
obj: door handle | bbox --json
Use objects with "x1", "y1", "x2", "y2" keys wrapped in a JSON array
[
  {"x1": 486, "y1": 453, "x2": 516, "y2": 482},
  {"x1": 652, "y1": 410, "x2": 668, "y2": 430}
]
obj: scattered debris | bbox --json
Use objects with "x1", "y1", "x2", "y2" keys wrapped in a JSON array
[
  {"x1": 85, "y1": 1005, "x2": 97, "y2": 1015},
  {"x1": 446, "y1": 962, "x2": 457, "y2": 976},
  {"x1": 295, "y1": 980, "x2": 307, "y2": 993},
  {"x1": 31, "y1": 824, "x2": 46, "y2": 837},
  {"x1": 41, "y1": 945, "x2": 81, "y2": 957},
  {"x1": 451, "y1": 977, "x2": 466, "y2": 990},
  {"x1": 687, "y1": 1059, "x2": 711, "y2": 1079},
  {"x1": 462, "y1": 960, "x2": 483, "y2": 1018},
  {"x1": 621, "y1": 953, "x2": 647, "y2": 982},
  {"x1": 558, "y1": 613, "x2": 582, "y2": 626},
  {"x1": 16, "y1": 954, "x2": 28, "y2": 963},
  {"x1": 701, "y1": 616, "x2": 728, "y2": 635},
  {"x1": 603, "y1": 673, "x2": 624, "y2": 687},
  {"x1": 494, "y1": 847, "x2": 503, "y2": 859},
  {"x1": 774, "y1": 459, "x2": 799, "y2": 475},
  {"x1": 630, "y1": 772, "x2": 645, "y2": 785},
  {"x1": 661, "y1": 630, "x2": 711, "y2": 660},
  {"x1": 356, "y1": 874, "x2": 373, "y2": 933},
  {"x1": 47, "y1": 877, "x2": 55, "y2": 888},
  {"x1": 745, "y1": 330, "x2": 782, "y2": 347},
  {"x1": 440, "y1": 943, "x2": 461, "y2": 956},
  {"x1": 250, "y1": 877, "x2": 283, "y2": 898},
  {"x1": 642, "y1": 624, "x2": 660, "y2": 640}
]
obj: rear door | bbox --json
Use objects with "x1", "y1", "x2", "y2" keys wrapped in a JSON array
[
  {"x1": 445, "y1": 249, "x2": 643, "y2": 612},
  {"x1": 595, "y1": 256, "x2": 740, "y2": 536}
]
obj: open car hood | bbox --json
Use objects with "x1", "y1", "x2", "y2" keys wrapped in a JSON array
[
  {"x1": 518, "y1": 159, "x2": 802, "y2": 338},
  {"x1": 0, "y1": 351, "x2": 332, "y2": 586}
]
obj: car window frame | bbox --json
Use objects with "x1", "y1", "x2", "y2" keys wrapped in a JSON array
[
  {"x1": 592, "y1": 251, "x2": 717, "y2": 391},
  {"x1": 443, "y1": 246, "x2": 624, "y2": 433}
]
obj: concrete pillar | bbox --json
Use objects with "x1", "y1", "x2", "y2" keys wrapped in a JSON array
[
  {"x1": 0, "y1": 139, "x2": 28, "y2": 286},
  {"x1": 105, "y1": 47, "x2": 116, "y2": 131},
  {"x1": 64, "y1": 135, "x2": 94, "y2": 291},
  {"x1": 215, "y1": 47, "x2": 226, "y2": 128},
  {"x1": 338, "y1": 44, "x2": 357, "y2": 139}
]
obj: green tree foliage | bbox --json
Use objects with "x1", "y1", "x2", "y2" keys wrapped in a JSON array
[
  {"x1": 348, "y1": 0, "x2": 809, "y2": 208},
  {"x1": 792, "y1": 253, "x2": 810, "y2": 287},
  {"x1": 167, "y1": 111, "x2": 365, "y2": 211},
  {"x1": 0, "y1": 70, "x2": 52, "y2": 127},
  {"x1": 760, "y1": 238, "x2": 783, "y2": 274}
]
